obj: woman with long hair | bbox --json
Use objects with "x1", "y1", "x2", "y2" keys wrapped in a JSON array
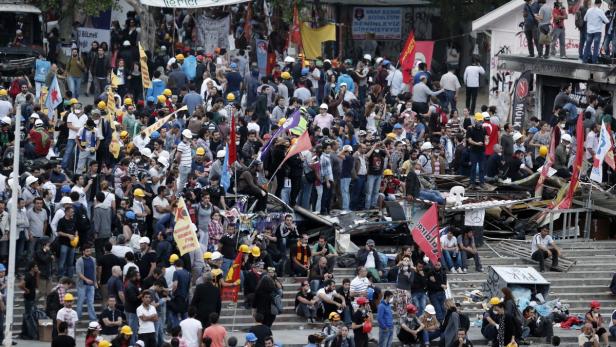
[
  {"x1": 253, "y1": 274, "x2": 278, "y2": 326},
  {"x1": 501, "y1": 287, "x2": 524, "y2": 343},
  {"x1": 439, "y1": 299, "x2": 459, "y2": 347}
]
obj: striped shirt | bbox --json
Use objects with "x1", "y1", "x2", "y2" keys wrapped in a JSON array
[{"x1": 177, "y1": 141, "x2": 192, "y2": 168}]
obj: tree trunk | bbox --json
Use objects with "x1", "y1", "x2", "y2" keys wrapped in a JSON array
[{"x1": 125, "y1": 0, "x2": 157, "y2": 52}]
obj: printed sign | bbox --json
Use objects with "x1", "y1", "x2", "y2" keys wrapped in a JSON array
[
  {"x1": 195, "y1": 15, "x2": 230, "y2": 54},
  {"x1": 77, "y1": 27, "x2": 110, "y2": 52},
  {"x1": 173, "y1": 197, "x2": 200, "y2": 255},
  {"x1": 464, "y1": 209, "x2": 485, "y2": 227},
  {"x1": 352, "y1": 7, "x2": 401, "y2": 40}
]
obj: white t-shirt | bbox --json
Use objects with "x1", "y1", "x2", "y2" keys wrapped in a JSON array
[
  {"x1": 71, "y1": 185, "x2": 88, "y2": 209},
  {"x1": 531, "y1": 233, "x2": 554, "y2": 253},
  {"x1": 180, "y1": 317, "x2": 203, "y2": 347},
  {"x1": 56, "y1": 307, "x2": 78, "y2": 338},
  {"x1": 440, "y1": 235, "x2": 458, "y2": 249},
  {"x1": 350, "y1": 276, "x2": 370, "y2": 295},
  {"x1": 111, "y1": 244, "x2": 132, "y2": 258},
  {"x1": 67, "y1": 112, "x2": 88, "y2": 140},
  {"x1": 317, "y1": 287, "x2": 334, "y2": 302},
  {"x1": 152, "y1": 196, "x2": 170, "y2": 220},
  {"x1": 313, "y1": 113, "x2": 334, "y2": 130},
  {"x1": 137, "y1": 304, "x2": 157, "y2": 333},
  {"x1": 123, "y1": 262, "x2": 138, "y2": 277},
  {"x1": 0, "y1": 100, "x2": 13, "y2": 117},
  {"x1": 364, "y1": 251, "x2": 376, "y2": 268}
]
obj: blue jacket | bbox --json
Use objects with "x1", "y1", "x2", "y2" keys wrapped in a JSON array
[
  {"x1": 146, "y1": 79, "x2": 166, "y2": 99},
  {"x1": 377, "y1": 300, "x2": 394, "y2": 329}
]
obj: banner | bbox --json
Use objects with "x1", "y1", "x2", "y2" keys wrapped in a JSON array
[
  {"x1": 140, "y1": 105, "x2": 188, "y2": 138},
  {"x1": 511, "y1": 70, "x2": 533, "y2": 130},
  {"x1": 352, "y1": 7, "x2": 402, "y2": 40},
  {"x1": 400, "y1": 39, "x2": 434, "y2": 85},
  {"x1": 256, "y1": 39, "x2": 268, "y2": 78},
  {"x1": 173, "y1": 197, "x2": 200, "y2": 255},
  {"x1": 288, "y1": 3, "x2": 302, "y2": 49},
  {"x1": 139, "y1": 0, "x2": 249, "y2": 8},
  {"x1": 139, "y1": 43, "x2": 151, "y2": 89},
  {"x1": 410, "y1": 204, "x2": 441, "y2": 265},
  {"x1": 560, "y1": 113, "x2": 585, "y2": 208},
  {"x1": 76, "y1": 27, "x2": 110, "y2": 52},
  {"x1": 464, "y1": 209, "x2": 485, "y2": 227},
  {"x1": 300, "y1": 23, "x2": 336, "y2": 60},
  {"x1": 195, "y1": 15, "x2": 230, "y2": 54},
  {"x1": 535, "y1": 126, "x2": 560, "y2": 198},
  {"x1": 590, "y1": 122, "x2": 611, "y2": 182},
  {"x1": 45, "y1": 75, "x2": 62, "y2": 112}
]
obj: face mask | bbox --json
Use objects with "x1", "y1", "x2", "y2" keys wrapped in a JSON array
[
  {"x1": 375, "y1": 149, "x2": 380, "y2": 153},
  {"x1": 414, "y1": 170, "x2": 421, "y2": 174},
  {"x1": 306, "y1": 288, "x2": 311, "y2": 293},
  {"x1": 388, "y1": 298, "x2": 394, "y2": 304}
]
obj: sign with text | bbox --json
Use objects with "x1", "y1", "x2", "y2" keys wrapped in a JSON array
[
  {"x1": 195, "y1": 15, "x2": 230, "y2": 54},
  {"x1": 173, "y1": 197, "x2": 199, "y2": 255},
  {"x1": 77, "y1": 28, "x2": 110, "y2": 52},
  {"x1": 352, "y1": 7, "x2": 401, "y2": 40},
  {"x1": 139, "y1": 0, "x2": 248, "y2": 8}
]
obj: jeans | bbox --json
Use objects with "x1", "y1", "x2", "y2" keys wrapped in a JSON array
[
  {"x1": 422, "y1": 330, "x2": 441, "y2": 344},
  {"x1": 94, "y1": 77, "x2": 107, "y2": 95},
  {"x1": 340, "y1": 177, "x2": 351, "y2": 210},
  {"x1": 76, "y1": 284, "x2": 97, "y2": 321},
  {"x1": 320, "y1": 183, "x2": 331, "y2": 214},
  {"x1": 295, "y1": 303, "x2": 317, "y2": 319},
  {"x1": 310, "y1": 279, "x2": 323, "y2": 293},
  {"x1": 610, "y1": 325, "x2": 616, "y2": 337},
  {"x1": 531, "y1": 249, "x2": 559, "y2": 271},
  {"x1": 441, "y1": 250, "x2": 462, "y2": 270},
  {"x1": 443, "y1": 90, "x2": 457, "y2": 113},
  {"x1": 604, "y1": 29, "x2": 616, "y2": 56},
  {"x1": 126, "y1": 312, "x2": 139, "y2": 345},
  {"x1": 139, "y1": 333, "x2": 157, "y2": 347},
  {"x1": 461, "y1": 250, "x2": 483, "y2": 271},
  {"x1": 365, "y1": 175, "x2": 382, "y2": 209},
  {"x1": 411, "y1": 291, "x2": 427, "y2": 316},
  {"x1": 68, "y1": 76, "x2": 81, "y2": 99},
  {"x1": 76, "y1": 148, "x2": 96, "y2": 174},
  {"x1": 428, "y1": 291, "x2": 446, "y2": 322},
  {"x1": 58, "y1": 244, "x2": 75, "y2": 277},
  {"x1": 299, "y1": 175, "x2": 313, "y2": 209},
  {"x1": 280, "y1": 187, "x2": 291, "y2": 205},
  {"x1": 378, "y1": 327, "x2": 394, "y2": 347},
  {"x1": 579, "y1": 27, "x2": 587, "y2": 59},
  {"x1": 16, "y1": 230, "x2": 28, "y2": 259},
  {"x1": 352, "y1": 175, "x2": 366, "y2": 210},
  {"x1": 418, "y1": 189, "x2": 445, "y2": 204},
  {"x1": 177, "y1": 165, "x2": 191, "y2": 193},
  {"x1": 62, "y1": 139, "x2": 76, "y2": 172},
  {"x1": 525, "y1": 26, "x2": 540, "y2": 56},
  {"x1": 156, "y1": 303, "x2": 166, "y2": 347},
  {"x1": 583, "y1": 31, "x2": 602, "y2": 63},
  {"x1": 550, "y1": 27, "x2": 566, "y2": 57},
  {"x1": 465, "y1": 86, "x2": 479, "y2": 113},
  {"x1": 314, "y1": 185, "x2": 323, "y2": 213},
  {"x1": 469, "y1": 150, "x2": 486, "y2": 185}
]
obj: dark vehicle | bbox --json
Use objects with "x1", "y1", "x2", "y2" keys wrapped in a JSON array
[{"x1": 0, "y1": 2, "x2": 45, "y2": 76}]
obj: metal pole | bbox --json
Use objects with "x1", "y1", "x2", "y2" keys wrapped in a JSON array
[{"x1": 4, "y1": 105, "x2": 21, "y2": 347}]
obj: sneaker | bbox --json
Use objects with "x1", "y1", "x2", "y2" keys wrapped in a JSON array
[
  {"x1": 450, "y1": 268, "x2": 457, "y2": 273},
  {"x1": 462, "y1": 268, "x2": 468, "y2": 273},
  {"x1": 476, "y1": 268, "x2": 484, "y2": 273},
  {"x1": 457, "y1": 267, "x2": 464, "y2": 274},
  {"x1": 560, "y1": 55, "x2": 568, "y2": 59}
]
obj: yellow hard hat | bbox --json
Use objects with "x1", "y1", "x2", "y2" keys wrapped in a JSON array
[
  {"x1": 124, "y1": 98, "x2": 133, "y2": 106},
  {"x1": 226, "y1": 93, "x2": 236, "y2": 101},
  {"x1": 489, "y1": 297, "x2": 502, "y2": 305},
  {"x1": 163, "y1": 89, "x2": 172, "y2": 96},
  {"x1": 196, "y1": 147, "x2": 206, "y2": 156},
  {"x1": 328, "y1": 312, "x2": 341, "y2": 321},
  {"x1": 211, "y1": 268, "x2": 223, "y2": 277},
  {"x1": 251, "y1": 246, "x2": 261, "y2": 257},
  {"x1": 474, "y1": 112, "x2": 484, "y2": 122},
  {"x1": 64, "y1": 293, "x2": 75, "y2": 301},
  {"x1": 278, "y1": 118, "x2": 287, "y2": 127},
  {"x1": 98, "y1": 341, "x2": 112, "y2": 347},
  {"x1": 304, "y1": 60, "x2": 310, "y2": 67},
  {"x1": 383, "y1": 169, "x2": 393, "y2": 176},
  {"x1": 0, "y1": 89, "x2": 7, "y2": 96},
  {"x1": 539, "y1": 145, "x2": 548, "y2": 157},
  {"x1": 69, "y1": 98, "x2": 79, "y2": 105},
  {"x1": 169, "y1": 254, "x2": 179, "y2": 264},
  {"x1": 69, "y1": 235, "x2": 79, "y2": 248},
  {"x1": 386, "y1": 132, "x2": 396, "y2": 139},
  {"x1": 120, "y1": 131, "x2": 129, "y2": 138},
  {"x1": 97, "y1": 101, "x2": 106, "y2": 110},
  {"x1": 120, "y1": 325, "x2": 133, "y2": 335},
  {"x1": 133, "y1": 188, "x2": 145, "y2": 197},
  {"x1": 281, "y1": 71, "x2": 291, "y2": 80},
  {"x1": 175, "y1": 54, "x2": 185, "y2": 61},
  {"x1": 157, "y1": 95, "x2": 166, "y2": 103},
  {"x1": 239, "y1": 244, "x2": 250, "y2": 253},
  {"x1": 203, "y1": 252, "x2": 213, "y2": 260}
]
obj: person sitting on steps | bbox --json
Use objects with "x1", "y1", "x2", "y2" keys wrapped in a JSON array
[{"x1": 530, "y1": 226, "x2": 561, "y2": 272}]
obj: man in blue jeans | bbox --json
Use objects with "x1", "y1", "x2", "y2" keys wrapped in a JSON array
[
  {"x1": 365, "y1": 142, "x2": 387, "y2": 209},
  {"x1": 377, "y1": 290, "x2": 394, "y2": 347},
  {"x1": 583, "y1": 0, "x2": 609, "y2": 63},
  {"x1": 426, "y1": 261, "x2": 448, "y2": 322},
  {"x1": 466, "y1": 113, "x2": 487, "y2": 189},
  {"x1": 440, "y1": 229, "x2": 463, "y2": 273},
  {"x1": 75, "y1": 244, "x2": 97, "y2": 321}
]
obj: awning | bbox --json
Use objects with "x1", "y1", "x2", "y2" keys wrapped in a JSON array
[
  {"x1": 0, "y1": 4, "x2": 42, "y2": 13},
  {"x1": 139, "y1": 0, "x2": 248, "y2": 8}
]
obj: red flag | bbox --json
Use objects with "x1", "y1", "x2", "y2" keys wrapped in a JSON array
[
  {"x1": 399, "y1": 31, "x2": 416, "y2": 84},
  {"x1": 289, "y1": 3, "x2": 302, "y2": 49},
  {"x1": 284, "y1": 130, "x2": 312, "y2": 162},
  {"x1": 221, "y1": 285, "x2": 240, "y2": 302},
  {"x1": 229, "y1": 111, "x2": 237, "y2": 166},
  {"x1": 559, "y1": 114, "x2": 586, "y2": 209},
  {"x1": 225, "y1": 252, "x2": 243, "y2": 283},
  {"x1": 244, "y1": 3, "x2": 253, "y2": 42},
  {"x1": 410, "y1": 204, "x2": 441, "y2": 265},
  {"x1": 535, "y1": 126, "x2": 561, "y2": 198}
]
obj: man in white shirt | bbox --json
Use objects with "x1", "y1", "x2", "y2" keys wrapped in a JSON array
[
  {"x1": 585, "y1": 123, "x2": 599, "y2": 160},
  {"x1": 56, "y1": 293, "x2": 78, "y2": 338},
  {"x1": 180, "y1": 307, "x2": 203, "y2": 347},
  {"x1": 350, "y1": 266, "x2": 372, "y2": 299},
  {"x1": 386, "y1": 65, "x2": 405, "y2": 97},
  {"x1": 440, "y1": 66, "x2": 461, "y2": 113},
  {"x1": 152, "y1": 186, "x2": 171, "y2": 222},
  {"x1": 463, "y1": 59, "x2": 485, "y2": 113},
  {"x1": 440, "y1": 229, "x2": 463, "y2": 273},
  {"x1": 75, "y1": 119, "x2": 102, "y2": 174},
  {"x1": 62, "y1": 102, "x2": 88, "y2": 172},
  {"x1": 583, "y1": 0, "x2": 609, "y2": 63},
  {"x1": 530, "y1": 226, "x2": 561, "y2": 272},
  {"x1": 136, "y1": 290, "x2": 158, "y2": 347},
  {"x1": 313, "y1": 104, "x2": 334, "y2": 130},
  {"x1": 0, "y1": 91, "x2": 13, "y2": 117}
]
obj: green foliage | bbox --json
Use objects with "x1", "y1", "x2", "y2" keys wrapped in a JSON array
[
  {"x1": 30, "y1": 0, "x2": 116, "y2": 17},
  {"x1": 429, "y1": 0, "x2": 510, "y2": 33}
]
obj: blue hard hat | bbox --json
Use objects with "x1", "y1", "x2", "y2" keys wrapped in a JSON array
[
  {"x1": 125, "y1": 211, "x2": 136, "y2": 220},
  {"x1": 147, "y1": 96, "x2": 155, "y2": 103},
  {"x1": 61, "y1": 184, "x2": 71, "y2": 193},
  {"x1": 151, "y1": 131, "x2": 160, "y2": 139},
  {"x1": 367, "y1": 287, "x2": 375, "y2": 300},
  {"x1": 230, "y1": 62, "x2": 238, "y2": 69},
  {"x1": 0, "y1": 264, "x2": 5, "y2": 272},
  {"x1": 301, "y1": 67, "x2": 309, "y2": 76},
  {"x1": 245, "y1": 333, "x2": 257, "y2": 342},
  {"x1": 382, "y1": 59, "x2": 391, "y2": 66}
]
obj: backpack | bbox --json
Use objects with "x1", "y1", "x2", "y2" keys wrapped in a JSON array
[
  {"x1": 575, "y1": 10, "x2": 584, "y2": 29},
  {"x1": 45, "y1": 289, "x2": 61, "y2": 319},
  {"x1": 74, "y1": 204, "x2": 91, "y2": 237}
]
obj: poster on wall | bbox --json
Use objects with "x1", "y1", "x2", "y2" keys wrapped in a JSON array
[
  {"x1": 195, "y1": 15, "x2": 230, "y2": 53},
  {"x1": 77, "y1": 28, "x2": 110, "y2": 52},
  {"x1": 352, "y1": 7, "x2": 401, "y2": 40}
]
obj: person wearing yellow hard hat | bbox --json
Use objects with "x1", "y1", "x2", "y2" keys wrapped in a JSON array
[
  {"x1": 117, "y1": 325, "x2": 133, "y2": 344},
  {"x1": 97, "y1": 100, "x2": 106, "y2": 110},
  {"x1": 379, "y1": 168, "x2": 402, "y2": 208},
  {"x1": 163, "y1": 89, "x2": 172, "y2": 97},
  {"x1": 56, "y1": 291, "x2": 78, "y2": 337},
  {"x1": 124, "y1": 97, "x2": 133, "y2": 106},
  {"x1": 226, "y1": 93, "x2": 236, "y2": 102},
  {"x1": 175, "y1": 53, "x2": 185, "y2": 61},
  {"x1": 251, "y1": 246, "x2": 261, "y2": 258},
  {"x1": 0, "y1": 89, "x2": 7, "y2": 97},
  {"x1": 157, "y1": 94, "x2": 166, "y2": 104},
  {"x1": 281, "y1": 71, "x2": 291, "y2": 80}
]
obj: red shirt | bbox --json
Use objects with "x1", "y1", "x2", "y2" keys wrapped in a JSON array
[
  {"x1": 485, "y1": 123, "x2": 500, "y2": 156},
  {"x1": 552, "y1": 8, "x2": 566, "y2": 29},
  {"x1": 382, "y1": 178, "x2": 401, "y2": 195},
  {"x1": 29, "y1": 129, "x2": 51, "y2": 156}
]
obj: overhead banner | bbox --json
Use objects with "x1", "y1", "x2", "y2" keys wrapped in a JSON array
[
  {"x1": 140, "y1": 105, "x2": 188, "y2": 139},
  {"x1": 300, "y1": 22, "x2": 336, "y2": 60},
  {"x1": 195, "y1": 15, "x2": 230, "y2": 53},
  {"x1": 256, "y1": 39, "x2": 268, "y2": 78},
  {"x1": 173, "y1": 197, "x2": 200, "y2": 255},
  {"x1": 511, "y1": 70, "x2": 533, "y2": 131},
  {"x1": 139, "y1": 0, "x2": 248, "y2": 8},
  {"x1": 76, "y1": 28, "x2": 110, "y2": 52},
  {"x1": 352, "y1": 7, "x2": 401, "y2": 40},
  {"x1": 410, "y1": 204, "x2": 441, "y2": 265}
]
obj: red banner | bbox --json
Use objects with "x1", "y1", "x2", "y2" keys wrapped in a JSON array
[
  {"x1": 400, "y1": 33, "x2": 434, "y2": 84},
  {"x1": 535, "y1": 126, "x2": 560, "y2": 198},
  {"x1": 410, "y1": 204, "x2": 441, "y2": 264},
  {"x1": 221, "y1": 285, "x2": 240, "y2": 302},
  {"x1": 559, "y1": 114, "x2": 585, "y2": 209}
]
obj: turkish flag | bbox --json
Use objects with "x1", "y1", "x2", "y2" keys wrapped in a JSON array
[
  {"x1": 399, "y1": 32, "x2": 434, "y2": 84},
  {"x1": 289, "y1": 3, "x2": 302, "y2": 49},
  {"x1": 45, "y1": 75, "x2": 62, "y2": 112},
  {"x1": 410, "y1": 204, "x2": 441, "y2": 265}
]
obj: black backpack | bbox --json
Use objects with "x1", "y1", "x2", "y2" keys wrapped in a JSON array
[
  {"x1": 45, "y1": 290, "x2": 60, "y2": 319},
  {"x1": 575, "y1": 10, "x2": 584, "y2": 29},
  {"x1": 74, "y1": 204, "x2": 91, "y2": 236}
]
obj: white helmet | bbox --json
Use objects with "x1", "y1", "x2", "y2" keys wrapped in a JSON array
[
  {"x1": 0, "y1": 117, "x2": 11, "y2": 125},
  {"x1": 181, "y1": 129, "x2": 193, "y2": 139},
  {"x1": 561, "y1": 133, "x2": 572, "y2": 143},
  {"x1": 157, "y1": 156, "x2": 169, "y2": 168},
  {"x1": 512, "y1": 132, "x2": 523, "y2": 142},
  {"x1": 363, "y1": 54, "x2": 372, "y2": 61},
  {"x1": 216, "y1": 150, "x2": 226, "y2": 158},
  {"x1": 284, "y1": 56, "x2": 296, "y2": 64},
  {"x1": 25, "y1": 176, "x2": 38, "y2": 186},
  {"x1": 140, "y1": 147, "x2": 152, "y2": 158},
  {"x1": 60, "y1": 196, "x2": 73, "y2": 205},
  {"x1": 375, "y1": 57, "x2": 383, "y2": 65},
  {"x1": 420, "y1": 142, "x2": 434, "y2": 151}
]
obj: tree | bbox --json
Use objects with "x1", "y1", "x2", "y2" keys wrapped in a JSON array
[
  {"x1": 31, "y1": 0, "x2": 116, "y2": 40},
  {"x1": 123, "y1": 0, "x2": 157, "y2": 52}
]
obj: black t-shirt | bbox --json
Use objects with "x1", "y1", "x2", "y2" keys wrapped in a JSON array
[
  {"x1": 466, "y1": 125, "x2": 486, "y2": 153},
  {"x1": 367, "y1": 151, "x2": 386, "y2": 175},
  {"x1": 138, "y1": 251, "x2": 157, "y2": 278},
  {"x1": 352, "y1": 309, "x2": 369, "y2": 339},
  {"x1": 100, "y1": 307, "x2": 124, "y2": 335},
  {"x1": 99, "y1": 253, "x2": 126, "y2": 285},
  {"x1": 57, "y1": 217, "x2": 76, "y2": 247},
  {"x1": 485, "y1": 154, "x2": 503, "y2": 178},
  {"x1": 410, "y1": 272, "x2": 427, "y2": 292},
  {"x1": 506, "y1": 156, "x2": 524, "y2": 181},
  {"x1": 23, "y1": 272, "x2": 36, "y2": 301},
  {"x1": 124, "y1": 281, "x2": 141, "y2": 314},
  {"x1": 207, "y1": 186, "x2": 225, "y2": 209},
  {"x1": 249, "y1": 324, "x2": 272, "y2": 347},
  {"x1": 51, "y1": 335, "x2": 76, "y2": 347},
  {"x1": 336, "y1": 286, "x2": 352, "y2": 307},
  {"x1": 294, "y1": 290, "x2": 315, "y2": 308},
  {"x1": 219, "y1": 233, "x2": 239, "y2": 260}
]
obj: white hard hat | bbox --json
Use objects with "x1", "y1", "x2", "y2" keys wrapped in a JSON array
[
  {"x1": 561, "y1": 133, "x2": 572, "y2": 143},
  {"x1": 1, "y1": 117, "x2": 11, "y2": 125},
  {"x1": 284, "y1": 56, "x2": 296, "y2": 63},
  {"x1": 375, "y1": 57, "x2": 383, "y2": 65},
  {"x1": 139, "y1": 237, "x2": 150, "y2": 244},
  {"x1": 342, "y1": 145, "x2": 353, "y2": 153},
  {"x1": 30, "y1": 113, "x2": 40, "y2": 120},
  {"x1": 363, "y1": 54, "x2": 372, "y2": 61},
  {"x1": 211, "y1": 251, "x2": 223, "y2": 260},
  {"x1": 60, "y1": 196, "x2": 73, "y2": 205},
  {"x1": 25, "y1": 176, "x2": 38, "y2": 186},
  {"x1": 319, "y1": 103, "x2": 328, "y2": 109},
  {"x1": 157, "y1": 156, "x2": 169, "y2": 168},
  {"x1": 139, "y1": 147, "x2": 152, "y2": 158},
  {"x1": 34, "y1": 119, "x2": 44, "y2": 127},
  {"x1": 181, "y1": 129, "x2": 193, "y2": 139},
  {"x1": 420, "y1": 142, "x2": 434, "y2": 151},
  {"x1": 217, "y1": 150, "x2": 226, "y2": 158},
  {"x1": 513, "y1": 132, "x2": 523, "y2": 142}
]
